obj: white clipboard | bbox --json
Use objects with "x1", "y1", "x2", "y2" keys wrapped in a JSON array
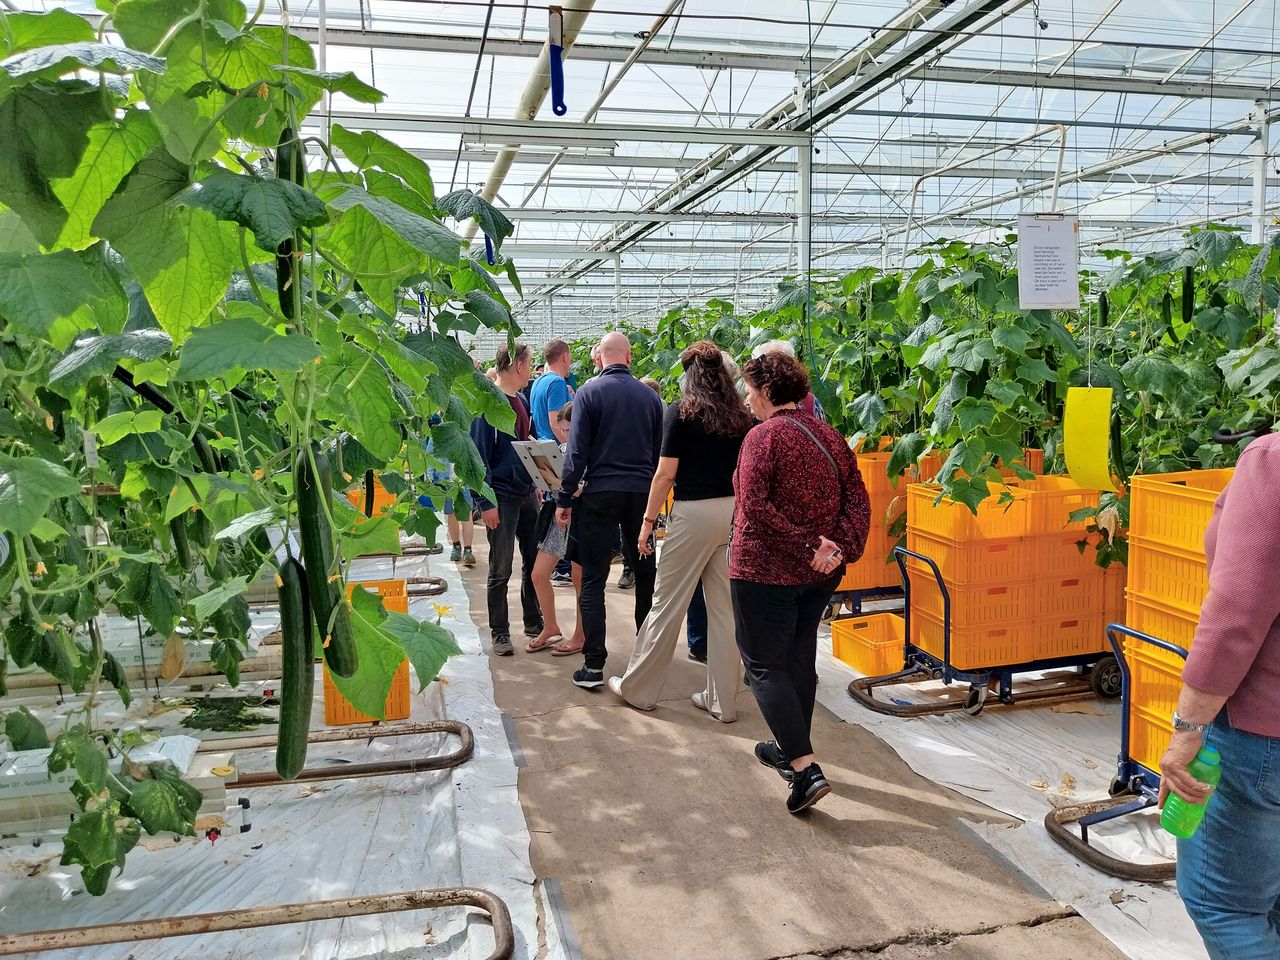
[{"x1": 513, "y1": 440, "x2": 565, "y2": 495}]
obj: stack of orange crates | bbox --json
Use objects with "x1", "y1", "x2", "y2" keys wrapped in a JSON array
[
  {"x1": 903, "y1": 477, "x2": 1126, "y2": 672},
  {"x1": 1123, "y1": 470, "x2": 1233, "y2": 771},
  {"x1": 322, "y1": 580, "x2": 413, "y2": 725}
]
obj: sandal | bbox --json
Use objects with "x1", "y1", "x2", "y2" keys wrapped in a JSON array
[
  {"x1": 551, "y1": 641, "x2": 585, "y2": 657},
  {"x1": 526, "y1": 633, "x2": 563, "y2": 653}
]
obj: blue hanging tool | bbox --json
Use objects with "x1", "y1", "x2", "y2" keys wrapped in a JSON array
[
  {"x1": 484, "y1": 234, "x2": 496, "y2": 265},
  {"x1": 549, "y1": 6, "x2": 567, "y2": 116}
]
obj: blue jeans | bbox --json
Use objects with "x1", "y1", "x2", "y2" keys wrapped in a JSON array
[
  {"x1": 686, "y1": 579, "x2": 707, "y2": 655},
  {"x1": 1177, "y1": 716, "x2": 1280, "y2": 959}
]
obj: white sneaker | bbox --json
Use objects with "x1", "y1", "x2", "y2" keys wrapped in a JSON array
[
  {"x1": 692, "y1": 690, "x2": 708, "y2": 712},
  {"x1": 608, "y1": 675, "x2": 654, "y2": 711}
]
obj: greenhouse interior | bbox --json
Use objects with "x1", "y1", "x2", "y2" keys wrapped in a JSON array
[{"x1": 0, "y1": 0, "x2": 1278, "y2": 957}]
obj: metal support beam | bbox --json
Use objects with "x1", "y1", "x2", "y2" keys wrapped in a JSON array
[
  {"x1": 797, "y1": 142, "x2": 812, "y2": 280},
  {"x1": 287, "y1": 26, "x2": 835, "y2": 72},
  {"x1": 919, "y1": 64, "x2": 1280, "y2": 102},
  {"x1": 1253, "y1": 101, "x2": 1271, "y2": 244},
  {"x1": 321, "y1": 113, "x2": 810, "y2": 147}
]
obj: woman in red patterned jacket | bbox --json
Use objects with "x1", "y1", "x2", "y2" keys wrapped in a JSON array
[{"x1": 733, "y1": 352, "x2": 870, "y2": 814}]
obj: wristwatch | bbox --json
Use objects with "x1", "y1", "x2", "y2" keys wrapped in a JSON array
[{"x1": 1171, "y1": 712, "x2": 1208, "y2": 734}]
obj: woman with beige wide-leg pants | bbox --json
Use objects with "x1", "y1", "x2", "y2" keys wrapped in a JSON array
[
  {"x1": 617, "y1": 496, "x2": 737, "y2": 719},
  {"x1": 606, "y1": 340, "x2": 753, "y2": 722}
]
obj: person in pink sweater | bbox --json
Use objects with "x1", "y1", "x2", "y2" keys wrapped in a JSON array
[{"x1": 1160, "y1": 433, "x2": 1280, "y2": 959}]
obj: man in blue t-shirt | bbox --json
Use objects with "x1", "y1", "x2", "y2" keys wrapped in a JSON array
[{"x1": 529, "y1": 339, "x2": 574, "y2": 441}]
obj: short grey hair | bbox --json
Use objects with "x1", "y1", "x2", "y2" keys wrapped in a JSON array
[
  {"x1": 750, "y1": 339, "x2": 796, "y2": 360},
  {"x1": 720, "y1": 351, "x2": 740, "y2": 380}
]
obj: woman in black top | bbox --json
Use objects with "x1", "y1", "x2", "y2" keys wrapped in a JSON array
[{"x1": 607, "y1": 341, "x2": 752, "y2": 721}]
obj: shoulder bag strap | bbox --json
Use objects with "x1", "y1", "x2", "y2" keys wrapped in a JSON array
[{"x1": 780, "y1": 415, "x2": 841, "y2": 484}]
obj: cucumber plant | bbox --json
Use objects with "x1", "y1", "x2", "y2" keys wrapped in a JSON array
[{"x1": 0, "y1": 1, "x2": 520, "y2": 893}]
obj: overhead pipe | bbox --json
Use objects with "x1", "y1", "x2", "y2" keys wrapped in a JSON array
[{"x1": 460, "y1": 0, "x2": 599, "y2": 242}]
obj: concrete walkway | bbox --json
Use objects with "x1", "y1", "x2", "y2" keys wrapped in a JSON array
[{"x1": 456, "y1": 538, "x2": 1125, "y2": 960}]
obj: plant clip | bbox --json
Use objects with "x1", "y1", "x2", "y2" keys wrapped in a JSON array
[{"x1": 205, "y1": 827, "x2": 222, "y2": 845}]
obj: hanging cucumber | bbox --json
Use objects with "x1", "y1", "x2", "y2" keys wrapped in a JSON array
[
  {"x1": 1098, "y1": 292, "x2": 1109, "y2": 326},
  {"x1": 1182, "y1": 266, "x2": 1195, "y2": 325},
  {"x1": 169, "y1": 517, "x2": 192, "y2": 568},
  {"x1": 275, "y1": 557, "x2": 313, "y2": 781},
  {"x1": 275, "y1": 128, "x2": 305, "y2": 320},
  {"x1": 363, "y1": 469, "x2": 375, "y2": 518},
  {"x1": 1161, "y1": 291, "x2": 1179, "y2": 343},
  {"x1": 1110, "y1": 412, "x2": 1129, "y2": 484},
  {"x1": 295, "y1": 449, "x2": 358, "y2": 678},
  {"x1": 192, "y1": 432, "x2": 221, "y2": 474}
]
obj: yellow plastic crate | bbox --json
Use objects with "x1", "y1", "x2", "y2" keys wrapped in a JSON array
[
  {"x1": 836, "y1": 522, "x2": 901, "y2": 592},
  {"x1": 909, "y1": 611, "x2": 1029, "y2": 670},
  {"x1": 905, "y1": 530, "x2": 1034, "y2": 585},
  {"x1": 1030, "y1": 573, "x2": 1105, "y2": 619},
  {"x1": 907, "y1": 572, "x2": 1034, "y2": 628},
  {"x1": 1031, "y1": 613, "x2": 1109, "y2": 660},
  {"x1": 908, "y1": 483, "x2": 1031, "y2": 541},
  {"x1": 1124, "y1": 593, "x2": 1197, "y2": 663},
  {"x1": 1127, "y1": 537, "x2": 1210, "y2": 617},
  {"x1": 1015, "y1": 476, "x2": 1100, "y2": 535},
  {"x1": 1123, "y1": 640, "x2": 1184, "y2": 773},
  {"x1": 831, "y1": 613, "x2": 905, "y2": 676},
  {"x1": 1104, "y1": 564, "x2": 1127, "y2": 625},
  {"x1": 1128, "y1": 469, "x2": 1232, "y2": 555},
  {"x1": 346, "y1": 579, "x2": 410, "y2": 614},
  {"x1": 1034, "y1": 531, "x2": 1104, "y2": 578},
  {"x1": 323, "y1": 659, "x2": 411, "y2": 725}
]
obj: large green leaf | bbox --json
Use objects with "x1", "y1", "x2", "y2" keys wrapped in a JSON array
[
  {"x1": 328, "y1": 186, "x2": 460, "y2": 264},
  {"x1": 122, "y1": 561, "x2": 182, "y2": 637},
  {"x1": 1, "y1": 11, "x2": 95, "y2": 57},
  {"x1": 930, "y1": 372, "x2": 969, "y2": 434},
  {"x1": 1121, "y1": 353, "x2": 1182, "y2": 397},
  {"x1": 887, "y1": 432, "x2": 928, "y2": 478},
  {"x1": 48, "y1": 329, "x2": 173, "y2": 393},
  {"x1": 174, "y1": 171, "x2": 329, "y2": 252},
  {"x1": 430, "y1": 421, "x2": 489, "y2": 493},
  {"x1": 125, "y1": 761, "x2": 202, "y2": 835},
  {"x1": 277, "y1": 66, "x2": 384, "y2": 104},
  {"x1": 848, "y1": 391, "x2": 886, "y2": 432},
  {"x1": 330, "y1": 587, "x2": 407, "y2": 719},
  {"x1": 992, "y1": 325, "x2": 1032, "y2": 354},
  {"x1": 94, "y1": 150, "x2": 239, "y2": 340},
  {"x1": 0, "y1": 454, "x2": 80, "y2": 537},
  {"x1": 0, "y1": 84, "x2": 107, "y2": 246},
  {"x1": 4, "y1": 706, "x2": 49, "y2": 750},
  {"x1": 175, "y1": 315, "x2": 322, "y2": 380},
  {"x1": 93, "y1": 410, "x2": 164, "y2": 445},
  {"x1": 0, "y1": 247, "x2": 120, "y2": 337},
  {"x1": 323, "y1": 204, "x2": 423, "y2": 316},
  {"x1": 1015, "y1": 356, "x2": 1056, "y2": 383},
  {"x1": 331, "y1": 124, "x2": 435, "y2": 204},
  {"x1": 113, "y1": 0, "x2": 246, "y2": 51},
  {"x1": 0, "y1": 43, "x2": 165, "y2": 92},
  {"x1": 52, "y1": 110, "x2": 161, "y2": 250},
  {"x1": 316, "y1": 344, "x2": 402, "y2": 460},
  {"x1": 381, "y1": 612, "x2": 461, "y2": 691},
  {"x1": 49, "y1": 725, "x2": 109, "y2": 796},
  {"x1": 1192, "y1": 304, "x2": 1255, "y2": 348},
  {"x1": 462, "y1": 289, "x2": 513, "y2": 330},
  {"x1": 438, "y1": 189, "x2": 514, "y2": 248},
  {"x1": 954, "y1": 397, "x2": 997, "y2": 433},
  {"x1": 1217, "y1": 345, "x2": 1280, "y2": 396},
  {"x1": 340, "y1": 515, "x2": 402, "y2": 563},
  {"x1": 189, "y1": 577, "x2": 250, "y2": 622},
  {"x1": 59, "y1": 802, "x2": 140, "y2": 896}
]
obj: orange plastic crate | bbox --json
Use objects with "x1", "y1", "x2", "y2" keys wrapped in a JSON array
[
  {"x1": 1123, "y1": 639, "x2": 1184, "y2": 773},
  {"x1": 1029, "y1": 574, "x2": 1105, "y2": 619},
  {"x1": 909, "y1": 611, "x2": 1029, "y2": 670},
  {"x1": 1124, "y1": 593, "x2": 1198, "y2": 662},
  {"x1": 1126, "y1": 537, "x2": 1209, "y2": 617},
  {"x1": 323, "y1": 659, "x2": 411, "y2": 725},
  {"x1": 836, "y1": 523, "x2": 901, "y2": 592},
  {"x1": 1103, "y1": 564, "x2": 1126, "y2": 624},
  {"x1": 1128, "y1": 469, "x2": 1232, "y2": 555},
  {"x1": 907, "y1": 483, "x2": 1030, "y2": 541},
  {"x1": 346, "y1": 487, "x2": 398, "y2": 518},
  {"x1": 1015, "y1": 476, "x2": 1100, "y2": 535},
  {"x1": 907, "y1": 571, "x2": 1034, "y2": 627},
  {"x1": 905, "y1": 530, "x2": 1034, "y2": 585},
  {"x1": 1031, "y1": 613, "x2": 1109, "y2": 659},
  {"x1": 346, "y1": 579, "x2": 410, "y2": 614},
  {"x1": 831, "y1": 613, "x2": 905, "y2": 676},
  {"x1": 1034, "y1": 531, "x2": 1103, "y2": 578}
]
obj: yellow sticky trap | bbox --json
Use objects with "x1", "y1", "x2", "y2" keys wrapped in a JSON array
[{"x1": 1064, "y1": 387, "x2": 1119, "y2": 492}]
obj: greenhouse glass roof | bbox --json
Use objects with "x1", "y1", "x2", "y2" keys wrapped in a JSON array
[{"x1": 18, "y1": 0, "x2": 1280, "y2": 348}]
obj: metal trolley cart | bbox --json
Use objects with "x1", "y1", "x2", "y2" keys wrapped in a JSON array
[
  {"x1": 847, "y1": 547, "x2": 1122, "y2": 718},
  {"x1": 1045, "y1": 624, "x2": 1186, "y2": 883}
]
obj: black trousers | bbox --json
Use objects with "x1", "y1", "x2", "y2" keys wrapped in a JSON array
[
  {"x1": 732, "y1": 573, "x2": 842, "y2": 761},
  {"x1": 486, "y1": 492, "x2": 542, "y2": 639},
  {"x1": 573, "y1": 490, "x2": 657, "y2": 670}
]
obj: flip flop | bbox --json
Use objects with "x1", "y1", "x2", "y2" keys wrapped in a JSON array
[
  {"x1": 526, "y1": 633, "x2": 563, "y2": 653},
  {"x1": 551, "y1": 642, "x2": 585, "y2": 657}
]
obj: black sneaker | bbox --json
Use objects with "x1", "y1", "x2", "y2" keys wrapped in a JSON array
[
  {"x1": 754, "y1": 741, "x2": 794, "y2": 782},
  {"x1": 687, "y1": 646, "x2": 707, "y2": 664},
  {"x1": 786, "y1": 763, "x2": 831, "y2": 814},
  {"x1": 617, "y1": 568, "x2": 636, "y2": 590},
  {"x1": 491, "y1": 635, "x2": 514, "y2": 657},
  {"x1": 572, "y1": 667, "x2": 605, "y2": 689},
  {"x1": 523, "y1": 622, "x2": 544, "y2": 639}
]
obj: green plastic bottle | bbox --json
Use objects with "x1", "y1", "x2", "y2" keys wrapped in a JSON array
[{"x1": 1162, "y1": 744, "x2": 1222, "y2": 839}]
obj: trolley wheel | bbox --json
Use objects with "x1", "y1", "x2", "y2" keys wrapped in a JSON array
[
  {"x1": 930, "y1": 669, "x2": 944, "y2": 681},
  {"x1": 962, "y1": 684, "x2": 987, "y2": 717},
  {"x1": 1090, "y1": 656, "x2": 1123, "y2": 700},
  {"x1": 1108, "y1": 775, "x2": 1135, "y2": 798}
]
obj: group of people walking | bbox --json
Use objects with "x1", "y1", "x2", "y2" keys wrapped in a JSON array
[{"x1": 463, "y1": 331, "x2": 870, "y2": 814}]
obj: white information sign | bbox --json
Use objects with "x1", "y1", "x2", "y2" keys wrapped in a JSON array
[{"x1": 1018, "y1": 214, "x2": 1080, "y2": 310}]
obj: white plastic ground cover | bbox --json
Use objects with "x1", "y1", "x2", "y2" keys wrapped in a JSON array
[
  {"x1": 815, "y1": 627, "x2": 1207, "y2": 960},
  {"x1": 0, "y1": 548, "x2": 558, "y2": 960}
]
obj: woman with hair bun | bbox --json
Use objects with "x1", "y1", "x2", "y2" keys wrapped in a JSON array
[
  {"x1": 734, "y1": 351, "x2": 870, "y2": 814},
  {"x1": 607, "y1": 340, "x2": 753, "y2": 721}
]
